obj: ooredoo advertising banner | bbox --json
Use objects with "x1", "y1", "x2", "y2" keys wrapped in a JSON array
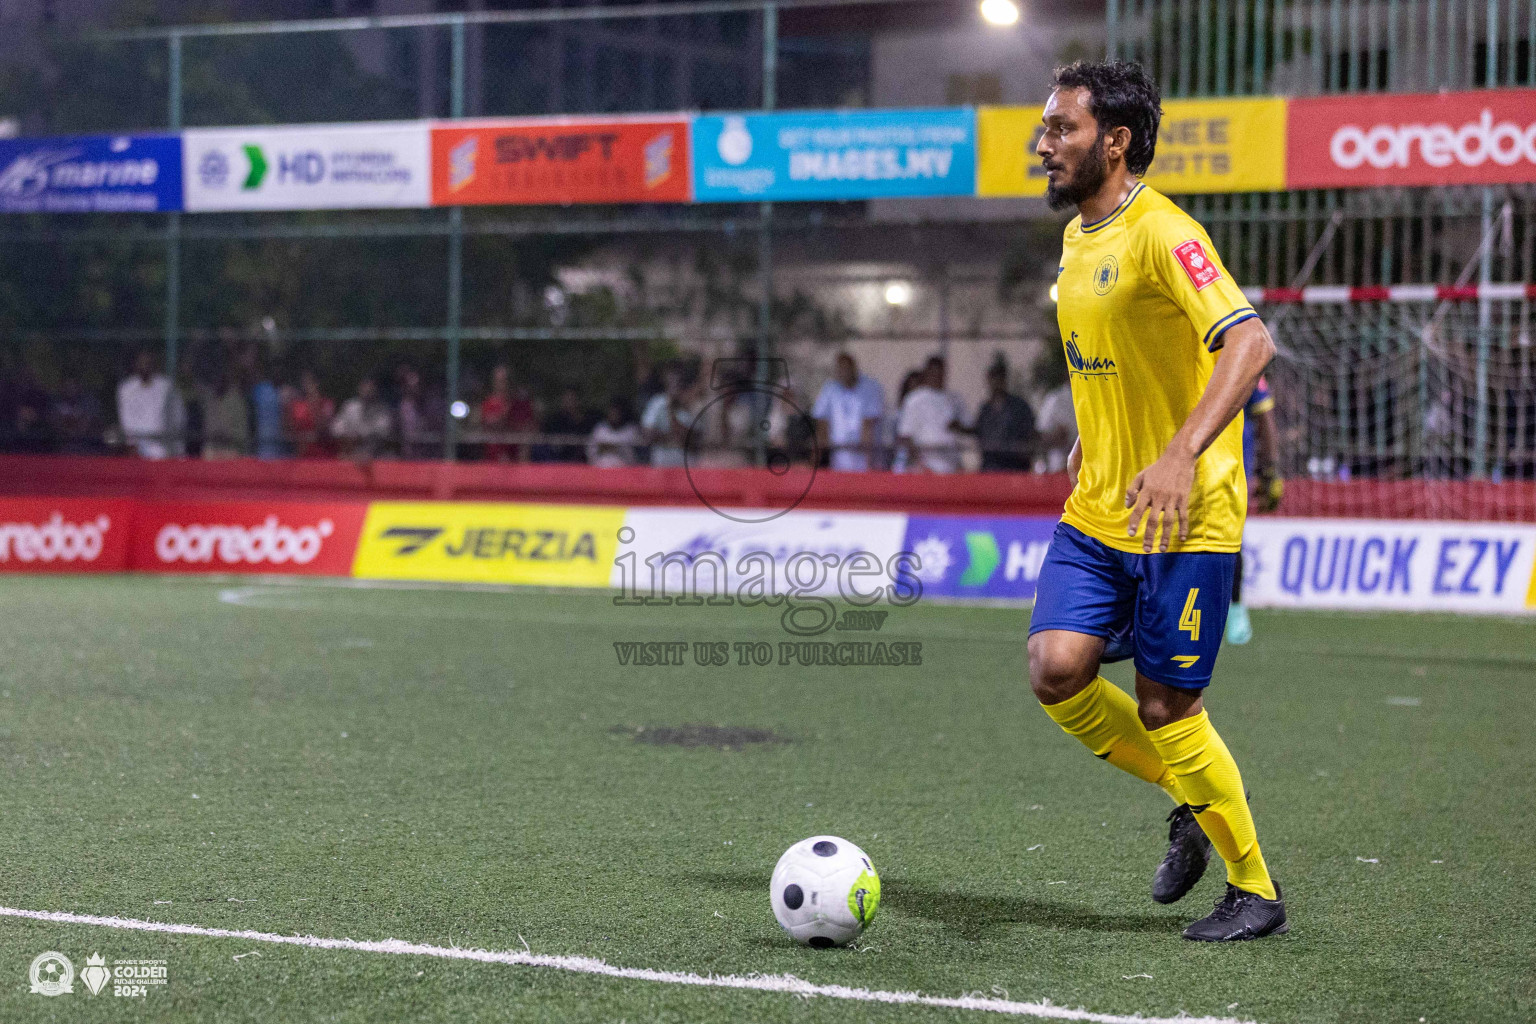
[
  {"x1": 977, "y1": 98, "x2": 1287, "y2": 197},
  {"x1": 0, "y1": 135, "x2": 182, "y2": 213},
  {"x1": 430, "y1": 117, "x2": 690, "y2": 206},
  {"x1": 183, "y1": 122, "x2": 431, "y2": 211},
  {"x1": 691, "y1": 108, "x2": 976, "y2": 201},
  {"x1": 351, "y1": 501, "x2": 626, "y2": 586},
  {"x1": 0, "y1": 498, "x2": 133, "y2": 572},
  {"x1": 1242, "y1": 517, "x2": 1536, "y2": 614},
  {"x1": 1287, "y1": 89, "x2": 1536, "y2": 189},
  {"x1": 131, "y1": 501, "x2": 367, "y2": 575}
]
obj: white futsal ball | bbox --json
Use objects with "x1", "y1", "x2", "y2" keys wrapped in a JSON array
[{"x1": 769, "y1": 835, "x2": 881, "y2": 947}]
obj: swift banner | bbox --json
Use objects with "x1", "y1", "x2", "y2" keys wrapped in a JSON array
[
  {"x1": 0, "y1": 134, "x2": 182, "y2": 213},
  {"x1": 977, "y1": 97, "x2": 1287, "y2": 197},
  {"x1": 691, "y1": 108, "x2": 976, "y2": 201},
  {"x1": 183, "y1": 122, "x2": 431, "y2": 211},
  {"x1": 1287, "y1": 89, "x2": 1536, "y2": 189},
  {"x1": 430, "y1": 116, "x2": 690, "y2": 206},
  {"x1": 351, "y1": 501, "x2": 626, "y2": 586},
  {"x1": 1242, "y1": 518, "x2": 1536, "y2": 614}
]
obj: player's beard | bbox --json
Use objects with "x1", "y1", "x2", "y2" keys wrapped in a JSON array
[{"x1": 1045, "y1": 133, "x2": 1108, "y2": 212}]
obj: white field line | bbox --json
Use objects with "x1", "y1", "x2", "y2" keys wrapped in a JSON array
[{"x1": 0, "y1": 905, "x2": 1257, "y2": 1024}]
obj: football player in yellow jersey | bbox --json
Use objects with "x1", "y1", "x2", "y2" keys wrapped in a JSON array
[{"x1": 1026, "y1": 61, "x2": 1288, "y2": 941}]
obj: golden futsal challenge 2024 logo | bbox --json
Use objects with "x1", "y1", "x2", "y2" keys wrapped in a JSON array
[{"x1": 29, "y1": 950, "x2": 167, "y2": 998}]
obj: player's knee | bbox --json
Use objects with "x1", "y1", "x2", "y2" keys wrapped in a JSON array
[
  {"x1": 1136, "y1": 699, "x2": 1176, "y2": 731},
  {"x1": 1027, "y1": 636, "x2": 1095, "y2": 705}
]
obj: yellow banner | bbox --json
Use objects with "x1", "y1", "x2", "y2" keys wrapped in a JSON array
[
  {"x1": 977, "y1": 97, "x2": 1287, "y2": 197},
  {"x1": 351, "y1": 501, "x2": 624, "y2": 587}
]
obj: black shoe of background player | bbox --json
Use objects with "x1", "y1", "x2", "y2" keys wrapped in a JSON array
[
  {"x1": 1182, "y1": 882, "x2": 1289, "y2": 941},
  {"x1": 1151, "y1": 803, "x2": 1213, "y2": 904}
]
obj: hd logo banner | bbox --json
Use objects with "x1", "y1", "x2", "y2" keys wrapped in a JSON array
[
  {"x1": 977, "y1": 97, "x2": 1287, "y2": 197},
  {"x1": 183, "y1": 122, "x2": 431, "y2": 211},
  {"x1": 900, "y1": 515, "x2": 1058, "y2": 601},
  {"x1": 0, "y1": 134, "x2": 182, "y2": 213},
  {"x1": 352, "y1": 502, "x2": 626, "y2": 587},
  {"x1": 692, "y1": 108, "x2": 976, "y2": 201}
]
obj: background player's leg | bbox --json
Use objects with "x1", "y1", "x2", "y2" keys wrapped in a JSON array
[
  {"x1": 1138, "y1": 673, "x2": 1273, "y2": 900},
  {"x1": 1226, "y1": 550, "x2": 1253, "y2": 644},
  {"x1": 1030, "y1": 630, "x2": 1185, "y2": 803}
]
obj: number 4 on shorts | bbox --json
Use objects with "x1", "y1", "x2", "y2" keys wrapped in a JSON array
[{"x1": 1179, "y1": 588, "x2": 1201, "y2": 641}]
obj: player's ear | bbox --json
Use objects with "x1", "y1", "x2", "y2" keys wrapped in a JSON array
[{"x1": 1104, "y1": 125, "x2": 1132, "y2": 165}]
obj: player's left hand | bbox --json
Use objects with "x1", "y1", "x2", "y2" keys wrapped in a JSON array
[{"x1": 1126, "y1": 450, "x2": 1197, "y2": 553}]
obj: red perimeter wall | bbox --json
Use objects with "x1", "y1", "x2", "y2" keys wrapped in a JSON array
[{"x1": 0, "y1": 455, "x2": 1528, "y2": 521}]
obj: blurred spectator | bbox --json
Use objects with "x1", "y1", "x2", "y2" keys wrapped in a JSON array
[
  {"x1": 9, "y1": 367, "x2": 52, "y2": 453},
  {"x1": 812, "y1": 352, "x2": 884, "y2": 472},
  {"x1": 588, "y1": 399, "x2": 641, "y2": 468},
  {"x1": 1033, "y1": 343, "x2": 1077, "y2": 473},
  {"x1": 248, "y1": 354, "x2": 285, "y2": 459},
  {"x1": 974, "y1": 358, "x2": 1036, "y2": 472},
  {"x1": 897, "y1": 356, "x2": 966, "y2": 474},
  {"x1": 286, "y1": 370, "x2": 335, "y2": 458},
  {"x1": 396, "y1": 365, "x2": 433, "y2": 459},
  {"x1": 536, "y1": 387, "x2": 594, "y2": 463},
  {"x1": 50, "y1": 375, "x2": 105, "y2": 454},
  {"x1": 885, "y1": 369, "x2": 925, "y2": 472},
  {"x1": 331, "y1": 376, "x2": 393, "y2": 458},
  {"x1": 641, "y1": 364, "x2": 702, "y2": 468},
  {"x1": 202, "y1": 370, "x2": 250, "y2": 459},
  {"x1": 479, "y1": 363, "x2": 535, "y2": 462},
  {"x1": 117, "y1": 349, "x2": 175, "y2": 459}
]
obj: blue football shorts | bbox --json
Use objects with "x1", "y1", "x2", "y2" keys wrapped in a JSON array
[{"x1": 1027, "y1": 522, "x2": 1236, "y2": 689}]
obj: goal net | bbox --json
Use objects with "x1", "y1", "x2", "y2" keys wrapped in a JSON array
[{"x1": 1256, "y1": 289, "x2": 1536, "y2": 522}]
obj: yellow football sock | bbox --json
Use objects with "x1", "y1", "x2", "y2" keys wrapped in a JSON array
[
  {"x1": 1148, "y1": 711, "x2": 1276, "y2": 900},
  {"x1": 1041, "y1": 676, "x2": 1186, "y2": 804}
]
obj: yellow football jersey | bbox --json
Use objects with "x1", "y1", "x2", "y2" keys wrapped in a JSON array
[{"x1": 1055, "y1": 182, "x2": 1257, "y2": 554}]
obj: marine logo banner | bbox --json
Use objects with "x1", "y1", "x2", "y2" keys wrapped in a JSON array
[{"x1": 0, "y1": 135, "x2": 182, "y2": 213}]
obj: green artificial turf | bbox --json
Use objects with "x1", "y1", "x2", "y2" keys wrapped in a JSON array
[{"x1": 0, "y1": 575, "x2": 1532, "y2": 1023}]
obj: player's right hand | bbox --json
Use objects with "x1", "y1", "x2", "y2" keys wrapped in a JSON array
[{"x1": 1067, "y1": 439, "x2": 1082, "y2": 489}]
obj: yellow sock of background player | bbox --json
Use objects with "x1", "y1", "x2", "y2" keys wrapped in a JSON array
[
  {"x1": 1041, "y1": 676, "x2": 1186, "y2": 804},
  {"x1": 1148, "y1": 711, "x2": 1276, "y2": 900}
]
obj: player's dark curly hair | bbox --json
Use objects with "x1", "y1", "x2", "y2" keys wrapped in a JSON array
[{"x1": 1052, "y1": 61, "x2": 1162, "y2": 177}]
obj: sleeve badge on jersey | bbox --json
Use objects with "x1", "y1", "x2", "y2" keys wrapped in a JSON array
[{"x1": 1172, "y1": 239, "x2": 1222, "y2": 291}]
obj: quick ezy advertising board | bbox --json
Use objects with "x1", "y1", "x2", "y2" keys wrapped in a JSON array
[
  {"x1": 1242, "y1": 517, "x2": 1536, "y2": 614},
  {"x1": 691, "y1": 108, "x2": 976, "y2": 201},
  {"x1": 183, "y1": 122, "x2": 431, "y2": 211},
  {"x1": 0, "y1": 135, "x2": 182, "y2": 213}
]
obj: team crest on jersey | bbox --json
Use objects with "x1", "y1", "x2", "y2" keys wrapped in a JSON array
[
  {"x1": 1064, "y1": 331, "x2": 1117, "y2": 378},
  {"x1": 1172, "y1": 239, "x2": 1222, "y2": 290},
  {"x1": 1092, "y1": 255, "x2": 1119, "y2": 295}
]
